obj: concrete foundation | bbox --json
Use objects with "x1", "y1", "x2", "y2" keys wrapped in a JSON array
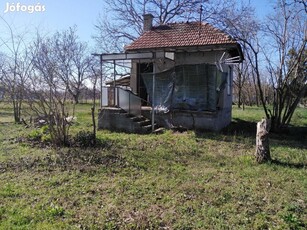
[
  {"x1": 142, "y1": 108, "x2": 231, "y2": 132},
  {"x1": 98, "y1": 106, "x2": 231, "y2": 133}
]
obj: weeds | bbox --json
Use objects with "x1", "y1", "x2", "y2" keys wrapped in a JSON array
[{"x1": 74, "y1": 130, "x2": 96, "y2": 147}]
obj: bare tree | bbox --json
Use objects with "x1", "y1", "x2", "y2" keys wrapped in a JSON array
[
  {"x1": 94, "y1": 0, "x2": 148, "y2": 52},
  {"x1": 28, "y1": 27, "x2": 96, "y2": 145},
  {"x1": 294, "y1": 0, "x2": 307, "y2": 13},
  {"x1": 148, "y1": 0, "x2": 202, "y2": 24},
  {"x1": 226, "y1": 0, "x2": 306, "y2": 132},
  {"x1": 0, "y1": 53, "x2": 5, "y2": 100},
  {"x1": 218, "y1": 2, "x2": 267, "y2": 109},
  {"x1": 52, "y1": 27, "x2": 93, "y2": 104},
  {"x1": 263, "y1": 0, "x2": 306, "y2": 131},
  {"x1": 70, "y1": 44, "x2": 94, "y2": 104},
  {"x1": 94, "y1": 0, "x2": 244, "y2": 52},
  {"x1": 0, "y1": 17, "x2": 32, "y2": 123},
  {"x1": 233, "y1": 61, "x2": 250, "y2": 109},
  {"x1": 90, "y1": 64, "x2": 101, "y2": 143},
  {"x1": 29, "y1": 34, "x2": 73, "y2": 146}
]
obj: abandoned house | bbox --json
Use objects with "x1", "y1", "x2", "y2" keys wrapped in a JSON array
[{"x1": 98, "y1": 14, "x2": 243, "y2": 133}]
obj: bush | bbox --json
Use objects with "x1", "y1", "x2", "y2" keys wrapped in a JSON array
[
  {"x1": 27, "y1": 125, "x2": 51, "y2": 143},
  {"x1": 27, "y1": 129, "x2": 42, "y2": 141},
  {"x1": 74, "y1": 130, "x2": 96, "y2": 147}
]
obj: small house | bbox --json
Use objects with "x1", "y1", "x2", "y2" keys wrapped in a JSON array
[{"x1": 98, "y1": 14, "x2": 243, "y2": 133}]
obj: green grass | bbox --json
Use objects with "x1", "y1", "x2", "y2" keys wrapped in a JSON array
[{"x1": 0, "y1": 103, "x2": 306, "y2": 229}]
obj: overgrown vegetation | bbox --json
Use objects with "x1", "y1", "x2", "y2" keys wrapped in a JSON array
[{"x1": 0, "y1": 103, "x2": 306, "y2": 229}]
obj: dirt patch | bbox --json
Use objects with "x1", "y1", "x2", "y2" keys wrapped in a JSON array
[{"x1": 0, "y1": 147, "x2": 126, "y2": 173}]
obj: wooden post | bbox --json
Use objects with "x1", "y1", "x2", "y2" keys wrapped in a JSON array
[
  {"x1": 151, "y1": 57, "x2": 156, "y2": 133},
  {"x1": 255, "y1": 119, "x2": 271, "y2": 163},
  {"x1": 91, "y1": 107, "x2": 96, "y2": 146}
]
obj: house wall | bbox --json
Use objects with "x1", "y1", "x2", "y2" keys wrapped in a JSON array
[
  {"x1": 154, "y1": 50, "x2": 226, "y2": 72},
  {"x1": 176, "y1": 50, "x2": 225, "y2": 65}
]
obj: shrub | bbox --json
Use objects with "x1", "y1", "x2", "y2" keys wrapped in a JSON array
[
  {"x1": 74, "y1": 130, "x2": 96, "y2": 147},
  {"x1": 27, "y1": 129, "x2": 42, "y2": 141},
  {"x1": 27, "y1": 125, "x2": 51, "y2": 144}
]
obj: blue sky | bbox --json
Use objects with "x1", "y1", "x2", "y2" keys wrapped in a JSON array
[
  {"x1": 0, "y1": 0, "x2": 273, "y2": 50},
  {"x1": 0, "y1": 1, "x2": 105, "y2": 45}
]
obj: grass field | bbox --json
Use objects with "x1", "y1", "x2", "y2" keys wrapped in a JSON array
[{"x1": 0, "y1": 102, "x2": 306, "y2": 229}]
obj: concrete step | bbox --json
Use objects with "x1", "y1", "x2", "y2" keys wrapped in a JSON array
[
  {"x1": 141, "y1": 124, "x2": 165, "y2": 134},
  {"x1": 130, "y1": 116, "x2": 146, "y2": 122},
  {"x1": 121, "y1": 111, "x2": 164, "y2": 134},
  {"x1": 153, "y1": 127, "x2": 165, "y2": 134},
  {"x1": 142, "y1": 124, "x2": 153, "y2": 131},
  {"x1": 138, "y1": 119, "x2": 151, "y2": 126}
]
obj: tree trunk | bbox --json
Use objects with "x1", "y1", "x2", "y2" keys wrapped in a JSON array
[
  {"x1": 73, "y1": 94, "x2": 79, "y2": 104},
  {"x1": 255, "y1": 119, "x2": 271, "y2": 163},
  {"x1": 13, "y1": 103, "x2": 21, "y2": 123}
]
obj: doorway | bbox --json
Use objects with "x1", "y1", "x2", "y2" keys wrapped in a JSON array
[{"x1": 137, "y1": 62, "x2": 153, "y2": 105}]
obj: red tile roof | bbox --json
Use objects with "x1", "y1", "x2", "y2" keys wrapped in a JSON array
[{"x1": 125, "y1": 22, "x2": 237, "y2": 51}]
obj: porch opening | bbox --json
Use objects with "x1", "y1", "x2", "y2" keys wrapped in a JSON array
[
  {"x1": 137, "y1": 62, "x2": 153, "y2": 105},
  {"x1": 141, "y1": 63, "x2": 227, "y2": 112}
]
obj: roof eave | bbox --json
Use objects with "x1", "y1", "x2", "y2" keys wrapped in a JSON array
[
  {"x1": 127, "y1": 42, "x2": 239, "y2": 52},
  {"x1": 125, "y1": 43, "x2": 244, "y2": 63}
]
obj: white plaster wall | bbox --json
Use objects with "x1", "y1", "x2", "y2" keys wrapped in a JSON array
[{"x1": 175, "y1": 51, "x2": 225, "y2": 65}]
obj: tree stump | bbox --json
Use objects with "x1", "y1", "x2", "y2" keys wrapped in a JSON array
[{"x1": 255, "y1": 119, "x2": 271, "y2": 163}]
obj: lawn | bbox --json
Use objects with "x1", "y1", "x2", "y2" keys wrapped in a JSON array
[{"x1": 0, "y1": 102, "x2": 306, "y2": 229}]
